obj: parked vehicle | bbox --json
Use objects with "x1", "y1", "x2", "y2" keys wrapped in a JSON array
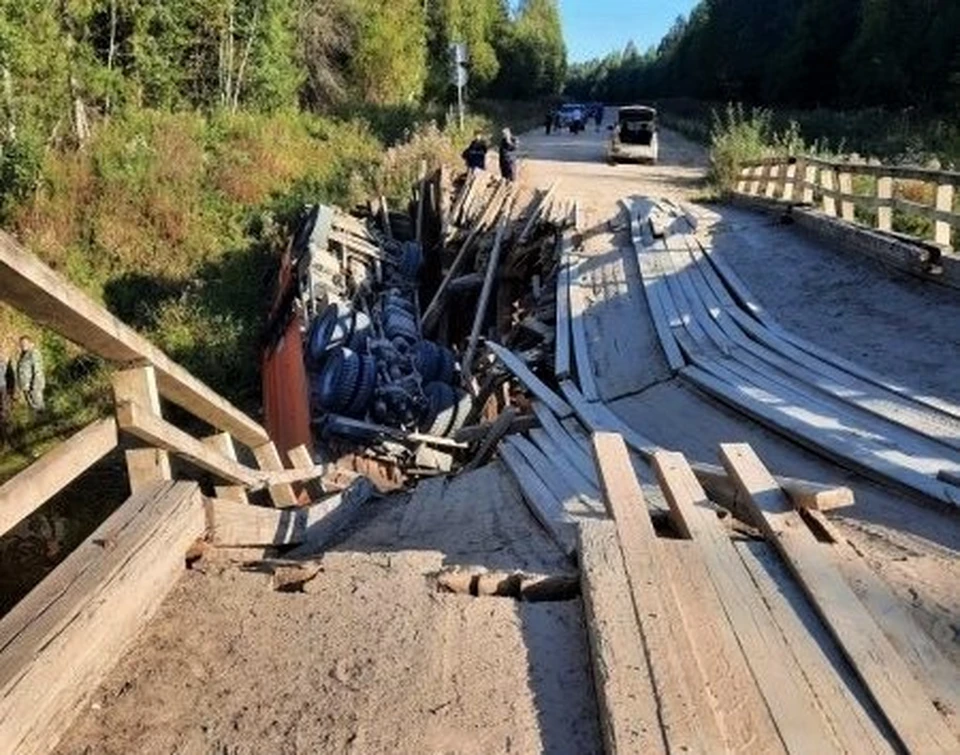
[
  {"x1": 609, "y1": 105, "x2": 658, "y2": 164},
  {"x1": 556, "y1": 103, "x2": 586, "y2": 131}
]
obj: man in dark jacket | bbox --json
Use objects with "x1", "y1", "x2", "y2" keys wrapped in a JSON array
[
  {"x1": 498, "y1": 127, "x2": 518, "y2": 182},
  {"x1": 461, "y1": 133, "x2": 488, "y2": 171},
  {"x1": 0, "y1": 352, "x2": 10, "y2": 443}
]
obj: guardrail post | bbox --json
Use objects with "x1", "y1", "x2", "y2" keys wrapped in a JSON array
[
  {"x1": 838, "y1": 171, "x2": 855, "y2": 222},
  {"x1": 749, "y1": 165, "x2": 763, "y2": 195},
  {"x1": 112, "y1": 365, "x2": 173, "y2": 493},
  {"x1": 935, "y1": 182, "x2": 954, "y2": 247},
  {"x1": 877, "y1": 176, "x2": 893, "y2": 232},
  {"x1": 782, "y1": 161, "x2": 797, "y2": 202},
  {"x1": 765, "y1": 163, "x2": 780, "y2": 199},
  {"x1": 736, "y1": 166, "x2": 751, "y2": 194},
  {"x1": 820, "y1": 167, "x2": 837, "y2": 217},
  {"x1": 802, "y1": 163, "x2": 816, "y2": 204}
]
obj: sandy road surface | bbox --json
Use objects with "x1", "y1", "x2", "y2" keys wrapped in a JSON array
[{"x1": 524, "y1": 115, "x2": 960, "y2": 666}]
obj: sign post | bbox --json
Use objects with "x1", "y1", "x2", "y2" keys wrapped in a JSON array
[{"x1": 449, "y1": 43, "x2": 468, "y2": 130}]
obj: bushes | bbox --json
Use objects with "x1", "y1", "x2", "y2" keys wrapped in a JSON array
[{"x1": 708, "y1": 104, "x2": 804, "y2": 192}]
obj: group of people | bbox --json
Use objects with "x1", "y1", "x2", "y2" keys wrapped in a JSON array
[
  {"x1": 0, "y1": 336, "x2": 46, "y2": 441},
  {"x1": 461, "y1": 127, "x2": 518, "y2": 182}
]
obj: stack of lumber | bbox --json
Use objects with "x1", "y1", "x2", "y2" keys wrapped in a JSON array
[
  {"x1": 578, "y1": 433, "x2": 960, "y2": 753},
  {"x1": 625, "y1": 196, "x2": 960, "y2": 509}
]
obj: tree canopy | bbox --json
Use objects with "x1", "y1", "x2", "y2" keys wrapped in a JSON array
[{"x1": 565, "y1": 0, "x2": 960, "y2": 112}]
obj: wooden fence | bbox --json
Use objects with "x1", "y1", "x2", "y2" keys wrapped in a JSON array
[{"x1": 734, "y1": 156, "x2": 960, "y2": 250}]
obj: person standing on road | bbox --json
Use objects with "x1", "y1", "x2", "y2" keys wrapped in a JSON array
[
  {"x1": 544, "y1": 110, "x2": 553, "y2": 135},
  {"x1": 594, "y1": 106, "x2": 603, "y2": 132},
  {"x1": 461, "y1": 132, "x2": 488, "y2": 171},
  {"x1": 498, "y1": 128, "x2": 518, "y2": 182},
  {"x1": 17, "y1": 335, "x2": 45, "y2": 413}
]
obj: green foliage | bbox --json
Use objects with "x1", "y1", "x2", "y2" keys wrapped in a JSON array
[
  {"x1": 494, "y1": 0, "x2": 566, "y2": 99},
  {"x1": 708, "y1": 104, "x2": 804, "y2": 191}
]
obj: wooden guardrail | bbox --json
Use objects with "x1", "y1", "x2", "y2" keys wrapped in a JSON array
[{"x1": 734, "y1": 156, "x2": 960, "y2": 249}]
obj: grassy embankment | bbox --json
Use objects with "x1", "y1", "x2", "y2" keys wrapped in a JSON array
[
  {"x1": 659, "y1": 99, "x2": 960, "y2": 237},
  {"x1": 0, "y1": 100, "x2": 544, "y2": 477}
]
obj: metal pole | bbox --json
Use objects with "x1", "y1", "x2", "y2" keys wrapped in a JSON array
[{"x1": 457, "y1": 82, "x2": 464, "y2": 130}]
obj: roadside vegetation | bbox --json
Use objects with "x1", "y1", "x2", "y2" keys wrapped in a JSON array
[{"x1": 0, "y1": 0, "x2": 566, "y2": 465}]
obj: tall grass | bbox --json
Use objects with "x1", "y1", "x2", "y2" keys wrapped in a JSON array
[{"x1": 708, "y1": 104, "x2": 806, "y2": 192}]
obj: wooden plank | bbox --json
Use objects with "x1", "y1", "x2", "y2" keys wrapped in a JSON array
[
  {"x1": 116, "y1": 401, "x2": 261, "y2": 487},
  {"x1": 559, "y1": 380, "x2": 658, "y2": 457},
  {"x1": 207, "y1": 479, "x2": 374, "y2": 549},
  {"x1": 659, "y1": 538, "x2": 788, "y2": 754},
  {"x1": 204, "y1": 432, "x2": 248, "y2": 503},
  {"x1": 487, "y1": 341, "x2": 571, "y2": 418},
  {"x1": 0, "y1": 418, "x2": 117, "y2": 537},
  {"x1": 719, "y1": 443, "x2": 960, "y2": 753},
  {"x1": 935, "y1": 182, "x2": 955, "y2": 247},
  {"x1": 531, "y1": 401, "x2": 598, "y2": 487},
  {"x1": 690, "y1": 461, "x2": 853, "y2": 512},
  {"x1": 463, "y1": 193, "x2": 514, "y2": 377},
  {"x1": 124, "y1": 448, "x2": 172, "y2": 493},
  {"x1": 506, "y1": 435, "x2": 581, "y2": 509},
  {"x1": 554, "y1": 234, "x2": 574, "y2": 380},
  {"x1": 804, "y1": 509, "x2": 960, "y2": 741},
  {"x1": 252, "y1": 441, "x2": 300, "y2": 507},
  {"x1": 528, "y1": 428, "x2": 600, "y2": 499},
  {"x1": 568, "y1": 255, "x2": 601, "y2": 401},
  {"x1": 0, "y1": 231, "x2": 269, "y2": 447},
  {"x1": 735, "y1": 540, "x2": 896, "y2": 754},
  {"x1": 684, "y1": 362, "x2": 960, "y2": 508},
  {"x1": 578, "y1": 519, "x2": 667, "y2": 754},
  {"x1": 653, "y1": 451, "x2": 854, "y2": 752},
  {"x1": 838, "y1": 171, "x2": 856, "y2": 221},
  {"x1": 821, "y1": 167, "x2": 838, "y2": 216},
  {"x1": 591, "y1": 432, "x2": 725, "y2": 752},
  {"x1": 0, "y1": 481, "x2": 204, "y2": 755},
  {"x1": 498, "y1": 441, "x2": 576, "y2": 557},
  {"x1": 877, "y1": 176, "x2": 893, "y2": 231},
  {"x1": 462, "y1": 407, "x2": 519, "y2": 472}
]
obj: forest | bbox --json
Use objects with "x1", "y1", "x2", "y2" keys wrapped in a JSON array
[
  {"x1": 566, "y1": 0, "x2": 960, "y2": 114},
  {"x1": 0, "y1": 0, "x2": 565, "y2": 449}
]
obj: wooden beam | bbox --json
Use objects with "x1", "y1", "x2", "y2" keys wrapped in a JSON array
[
  {"x1": 116, "y1": 401, "x2": 261, "y2": 487},
  {"x1": 0, "y1": 231, "x2": 269, "y2": 448},
  {"x1": 690, "y1": 461, "x2": 854, "y2": 513},
  {"x1": 124, "y1": 448, "x2": 172, "y2": 493},
  {"x1": 252, "y1": 442, "x2": 300, "y2": 507},
  {"x1": 653, "y1": 451, "x2": 845, "y2": 752},
  {"x1": 554, "y1": 232, "x2": 573, "y2": 380},
  {"x1": 203, "y1": 433, "x2": 248, "y2": 503},
  {"x1": 206, "y1": 479, "x2": 374, "y2": 549},
  {"x1": 0, "y1": 418, "x2": 117, "y2": 538},
  {"x1": 719, "y1": 443, "x2": 959, "y2": 753},
  {"x1": 486, "y1": 341, "x2": 571, "y2": 418},
  {"x1": 578, "y1": 519, "x2": 667, "y2": 754},
  {"x1": 0, "y1": 481, "x2": 204, "y2": 754},
  {"x1": 591, "y1": 432, "x2": 725, "y2": 752},
  {"x1": 568, "y1": 254, "x2": 601, "y2": 401}
]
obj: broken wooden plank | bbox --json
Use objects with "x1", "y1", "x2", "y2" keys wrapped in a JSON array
[
  {"x1": 804, "y1": 508, "x2": 960, "y2": 741},
  {"x1": 591, "y1": 432, "x2": 725, "y2": 753},
  {"x1": 499, "y1": 441, "x2": 576, "y2": 557},
  {"x1": 0, "y1": 418, "x2": 117, "y2": 538},
  {"x1": 204, "y1": 432, "x2": 249, "y2": 504},
  {"x1": 207, "y1": 478, "x2": 374, "y2": 550},
  {"x1": 568, "y1": 254, "x2": 601, "y2": 401},
  {"x1": 554, "y1": 233, "x2": 574, "y2": 380},
  {"x1": 653, "y1": 450, "x2": 851, "y2": 752},
  {"x1": 690, "y1": 461, "x2": 855, "y2": 513},
  {"x1": 487, "y1": 341, "x2": 571, "y2": 418},
  {"x1": 578, "y1": 519, "x2": 666, "y2": 754},
  {"x1": 530, "y1": 401, "x2": 598, "y2": 487},
  {"x1": 463, "y1": 193, "x2": 514, "y2": 376},
  {"x1": 463, "y1": 407, "x2": 518, "y2": 472},
  {"x1": 720, "y1": 442, "x2": 960, "y2": 753},
  {"x1": 0, "y1": 481, "x2": 204, "y2": 755}
]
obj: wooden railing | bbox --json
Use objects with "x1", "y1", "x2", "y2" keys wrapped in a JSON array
[
  {"x1": 0, "y1": 229, "x2": 347, "y2": 543},
  {"x1": 734, "y1": 156, "x2": 960, "y2": 250}
]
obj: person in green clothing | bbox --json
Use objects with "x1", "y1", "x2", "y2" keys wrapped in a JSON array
[
  {"x1": 17, "y1": 336, "x2": 45, "y2": 412},
  {"x1": 0, "y1": 351, "x2": 10, "y2": 443}
]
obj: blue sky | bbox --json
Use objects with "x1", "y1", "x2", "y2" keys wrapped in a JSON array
[{"x1": 560, "y1": 0, "x2": 699, "y2": 63}]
